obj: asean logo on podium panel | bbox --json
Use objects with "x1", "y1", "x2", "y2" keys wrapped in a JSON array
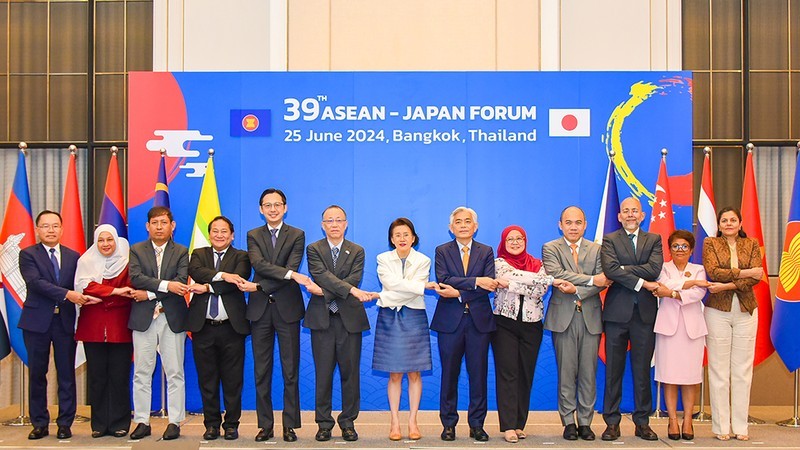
[{"x1": 230, "y1": 109, "x2": 271, "y2": 137}]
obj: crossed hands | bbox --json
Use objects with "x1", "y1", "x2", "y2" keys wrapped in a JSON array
[
  {"x1": 66, "y1": 290, "x2": 103, "y2": 306},
  {"x1": 350, "y1": 287, "x2": 380, "y2": 303}
]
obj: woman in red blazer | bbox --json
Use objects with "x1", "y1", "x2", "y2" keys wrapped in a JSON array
[{"x1": 74, "y1": 224, "x2": 135, "y2": 438}]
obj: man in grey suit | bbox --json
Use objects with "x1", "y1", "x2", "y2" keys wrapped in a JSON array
[
  {"x1": 600, "y1": 197, "x2": 663, "y2": 442},
  {"x1": 542, "y1": 206, "x2": 610, "y2": 441},
  {"x1": 304, "y1": 205, "x2": 378, "y2": 442},
  {"x1": 128, "y1": 206, "x2": 190, "y2": 441}
]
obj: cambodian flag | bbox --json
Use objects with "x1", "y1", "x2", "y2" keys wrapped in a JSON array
[
  {"x1": 693, "y1": 151, "x2": 716, "y2": 264},
  {"x1": 154, "y1": 154, "x2": 170, "y2": 208},
  {"x1": 0, "y1": 151, "x2": 36, "y2": 364},
  {"x1": 98, "y1": 151, "x2": 128, "y2": 239},
  {"x1": 772, "y1": 152, "x2": 800, "y2": 371}
]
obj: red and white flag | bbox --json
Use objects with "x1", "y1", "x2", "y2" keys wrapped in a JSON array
[
  {"x1": 549, "y1": 108, "x2": 590, "y2": 137},
  {"x1": 649, "y1": 155, "x2": 676, "y2": 261}
]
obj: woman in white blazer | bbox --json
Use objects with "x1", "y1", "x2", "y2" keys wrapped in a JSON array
[
  {"x1": 652, "y1": 229, "x2": 709, "y2": 441},
  {"x1": 373, "y1": 218, "x2": 438, "y2": 441}
]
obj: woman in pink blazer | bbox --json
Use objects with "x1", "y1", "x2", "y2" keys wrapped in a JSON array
[{"x1": 652, "y1": 230, "x2": 709, "y2": 441}]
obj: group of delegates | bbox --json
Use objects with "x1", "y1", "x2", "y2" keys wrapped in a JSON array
[{"x1": 16, "y1": 189, "x2": 763, "y2": 444}]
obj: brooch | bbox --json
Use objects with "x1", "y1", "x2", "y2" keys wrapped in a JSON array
[{"x1": 684, "y1": 271, "x2": 692, "y2": 278}]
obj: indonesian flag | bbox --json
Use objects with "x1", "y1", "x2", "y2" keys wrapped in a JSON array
[
  {"x1": 549, "y1": 108, "x2": 590, "y2": 137},
  {"x1": 648, "y1": 156, "x2": 676, "y2": 261}
]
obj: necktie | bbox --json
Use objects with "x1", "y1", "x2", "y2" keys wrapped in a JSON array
[
  {"x1": 209, "y1": 251, "x2": 223, "y2": 319},
  {"x1": 49, "y1": 248, "x2": 60, "y2": 283},
  {"x1": 270, "y1": 228, "x2": 278, "y2": 247},
  {"x1": 461, "y1": 246, "x2": 469, "y2": 275},
  {"x1": 628, "y1": 233, "x2": 636, "y2": 252},
  {"x1": 570, "y1": 243, "x2": 579, "y2": 267},
  {"x1": 155, "y1": 246, "x2": 164, "y2": 278},
  {"x1": 329, "y1": 247, "x2": 340, "y2": 313}
]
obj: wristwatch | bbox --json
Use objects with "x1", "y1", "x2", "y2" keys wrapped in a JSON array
[{"x1": 670, "y1": 290, "x2": 678, "y2": 299}]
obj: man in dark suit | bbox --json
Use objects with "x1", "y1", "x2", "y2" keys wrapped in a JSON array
[
  {"x1": 187, "y1": 216, "x2": 251, "y2": 441},
  {"x1": 430, "y1": 206, "x2": 497, "y2": 442},
  {"x1": 19, "y1": 210, "x2": 87, "y2": 440},
  {"x1": 240, "y1": 188, "x2": 317, "y2": 442},
  {"x1": 600, "y1": 197, "x2": 663, "y2": 441},
  {"x1": 128, "y1": 206, "x2": 189, "y2": 441},
  {"x1": 542, "y1": 206, "x2": 610, "y2": 441},
  {"x1": 304, "y1": 205, "x2": 378, "y2": 442}
]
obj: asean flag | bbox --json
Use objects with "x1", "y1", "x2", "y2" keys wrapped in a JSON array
[{"x1": 549, "y1": 108, "x2": 590, "y2": 137}]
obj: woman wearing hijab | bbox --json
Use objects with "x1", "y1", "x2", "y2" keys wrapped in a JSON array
[
  {"x1": 74, "y1": 224, "x2": 136, "y2": 438},
  {"x1": 492, "y1": 225, "x2": 568, "y2": 443}
]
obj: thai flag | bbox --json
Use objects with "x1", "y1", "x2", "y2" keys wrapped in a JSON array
[
  {"x1": 98, "y1": 151, "x2": 128, "y2": 238},
  {"x1": 0, "y1": 151, "x2": 36, "y2": 364},
  {"x1": 772, "y1": 152, "x2": 800, "y2": 371},
  {"x1": 154, "y1": 154, "x2": 170, "y2": 208},
  {"x1": 693, "y1": 151, "x2": 716, "y2": 264}
]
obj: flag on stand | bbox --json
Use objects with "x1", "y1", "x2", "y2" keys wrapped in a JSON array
[
  {"x1": 694, "y1": 151, "x2": 717, "y2": 264},
  {"x1": 594, "y1": 157, "x2": 621, "y2": 363},
  {"x1": 772, "y1": 152, "x2": 800, "y2": 371},
  {"x1": 60, "y1": 149, "x2": 87, "y2": 367},
  {"x1": 648, "y1": 154, "x2": 676, "y2": 261},
  {"x1": 98, "y1": 150, "x2": 128, "y2": 239},
  {"x1": 154, "y1": 154, "x2": 170, "y2": 208},
  {"x1": 0, "y1": 151, "x2": 36, "y2": 364},
  {"x1": 741, "y1": 149, "x2": 775, "y2": 366},
  {"x1": 189, "y1": 155, "x2": 221, "y2": 253}
]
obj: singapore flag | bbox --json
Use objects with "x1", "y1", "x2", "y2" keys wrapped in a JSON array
[{"x1": 549, "y1": 108, "x2": 591, "y2": 137}]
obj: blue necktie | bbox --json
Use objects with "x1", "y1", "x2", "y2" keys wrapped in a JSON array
[
  {"x1": 209, "y1": 251, "x2": 223, "y2": 318},
  {"x1": 270, "y1": 228, "x2": 277, "y2": 247},
  {"x1": 49, "y1": 248, "x2": 60, "y2": 283},
  {"x1": 628, "y1": 233, "x2": 636, "y2": 252},
  {"x1": 329, "y1": 247, "x2": 340, "y2": 313}
]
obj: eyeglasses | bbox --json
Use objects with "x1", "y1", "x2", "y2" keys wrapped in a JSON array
[
  {"x1": 322, "y1": 219, "x2": 346, "y2": 225},
  {"x1": 506, "y1": 237, "x2": 525, "y2": 243},
  {"x1": 38, "y1": 224, "x2": 61, "y2": 231},
  {"x1": 670, "y1": 243, "x2": 690, "y2": 251},
  {"x1": 261, "y1": 202, "x2": 285, "y2": 209}
]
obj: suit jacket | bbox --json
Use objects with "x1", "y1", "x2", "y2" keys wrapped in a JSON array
[
  {"x1": 304, "y1": 238, "x2": 369, "y2": 333},
  {"x1": 128, "y1": 239, "x2": 189, "y2": 333},
  {"x1": 18, "y1": 244, "x2": 80, "y2": 334},
  {"x1": 187, "y1": 246, "x2": 251, "y2": 335},
  {"x1": 653, "y1": 261, "x2": 708, "y2": 339},
  {"x1": 375, "y1": 248, "x2": 430, "y2": 310},
  {"x1": 541, "y1": 237, "x2": 604, "y2": 335},
  {"x1": 246, "y1": 224, "x2": 306, "y2": 323},
  {"x1": 702, "y1": 236, "x2": 761, "y2": 314},
  {"x1": 600, "y1": 228, "x2": 663, "y2": 324},
  {"x1": 429, "y1": 239, "x2": 496, "y2": 334}
]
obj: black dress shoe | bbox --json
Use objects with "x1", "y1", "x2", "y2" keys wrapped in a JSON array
[
  {"x1": 315, "y1": 428, "x2": 332, "y2": 441},
  {"x1": 578, "y1": 425, "x2": 596, "y2": 440},
  {"x1": 224, "y1": 427, "x2": 238, "y2": 440},
  {"x1": 92, "y1": 430, "x2": 106, "y2": 438},
  {"x1": 255, "y1": 428, "x2": 274, "y2": 441},
  {"x1": 601, "y1": 424, "x2": 620, "y2": 441},
  {"x1": 113, "y1": 429, "x2": 129, "y2": 438},
  {"x1": 563, "y1": 423, "x2": 578, "y2": 440},
  {"x1": 469, "y1": 427, "x2": 489, "y2": 442},
  {"x1": 283, "y1": 427, "x2": 297, "y2": 442},
  {"x1": 635, "y1": 424, "x2": 658, "y2": 441},
  {"x1": 203, "y1": 426, "x2": 220, "y2": 440},
  {"x1": 130, "y1": 423, "x2": 151, "y2": 440},
  {"x1": 341, "y1": 427, "x2": 358, "y2": 441},
  {"x1": 441, "y1": 426, "x2": 456, "y2": 441},
  {"x1": 28, "y1": 426, "x2": 48, "y2": 440},
  {"x1": 56, "y1": 425, "x2": 72, "y2": 439},
  {"x1": 162, "y1": 423, "x2": 180, "y2": 440}
]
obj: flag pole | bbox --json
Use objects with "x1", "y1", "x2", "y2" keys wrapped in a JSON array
[
  {"x1": 693, "y1": 146, "x2": 713, "y2": 422},
  {"x1": 2, "y1": 143, "x2": 31, "y2": 427},
  {"x1": 650, "y1": 148, "x2": 668, "y2": 420},
  {"x1": 150, "y1": 147, "x2": 169, "y2": 419}
]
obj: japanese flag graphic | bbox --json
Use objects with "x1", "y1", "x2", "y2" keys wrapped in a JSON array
[{"x1": 549, "y1": 108, "x2": 591, "y2": 137}]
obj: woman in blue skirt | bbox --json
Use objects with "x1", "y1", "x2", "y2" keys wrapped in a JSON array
[{"x1": 373, "y1": 218, "x2": 438, "y2": 441}]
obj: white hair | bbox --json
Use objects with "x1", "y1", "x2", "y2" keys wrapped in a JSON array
[{"x1": 449, "y1": 206, "x2": 478, "y2": 226}]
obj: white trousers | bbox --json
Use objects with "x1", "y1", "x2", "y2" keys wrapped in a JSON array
[
  {"x1": 704, "y1": 297, "x2": 757, "y2": 436},
  {"x1": 132, "y1": 313, "x2": 187, "y2": 425}
]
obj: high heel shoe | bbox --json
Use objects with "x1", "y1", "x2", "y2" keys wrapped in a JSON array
[
  {"x1": 682, "y1": 423, "x2": 694, "y2": 440},
  {"x1": 667, "y1": 418, "x2": 680, "y2": 440}
]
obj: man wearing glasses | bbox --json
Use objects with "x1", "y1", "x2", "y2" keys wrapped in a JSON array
[
  {"x1": 599, "y1": 197, "x2": 663, "y2": 441},
  {"x1": 304, "y1": 205, "x2": 378, "y2": 442},
  {"x1": 242, "y1": 188, "x2": 316, "y2": 442},
  {"x1": 19, "y1": 210, "x2": 87, "y2": 440}
]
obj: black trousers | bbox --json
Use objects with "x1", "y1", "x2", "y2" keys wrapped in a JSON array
[
  {"x1": 251, "y1": 304, "x2": 301, "y2": 429},
  {"x1": 23, "y1": 315, "x2": 76, "y2": 427},
  {"x1": 492, "y1": 315, "x2": 543, "y2": 432},
  {"x1": 310, "y1": 313, "x2": 362, "y2": 430},
  {"x1": 84, "y1": 342, "x2": 132, "y2": 433},
  {"x1": 192, "y1": 320, "x2": 246, "y2": 429}
]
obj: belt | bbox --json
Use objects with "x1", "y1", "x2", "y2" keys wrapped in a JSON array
[
  {"x1": 463, "y1": 304, "x2": 470, "y2": 314},
  {"x1": 574, "y1": 301, "x2": 582, "y2": 313},
  {"x1": 205, "y1": 319, "x2": 228, "y2": 326},
  {"x1": 329, "y1": 310, "x2": 339, "y2": 316},
  {"x1": 156, "y1": 307, "x2": 165, "y2": 313},
  {"x1": 53, "y1": 306, "x2": 60, "y2": 314}
]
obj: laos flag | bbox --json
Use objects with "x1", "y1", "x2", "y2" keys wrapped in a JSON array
[
  {"x1": 0, "y1": 151, "x2": 36, "y2": 365},
  {"x1": 773, "y1": 151, "x2": 800, "y2": 372}
]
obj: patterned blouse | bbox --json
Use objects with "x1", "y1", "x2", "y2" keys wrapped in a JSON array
[{"x1": 492, "y1": 258, "x2": 554, "y2": 322}]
